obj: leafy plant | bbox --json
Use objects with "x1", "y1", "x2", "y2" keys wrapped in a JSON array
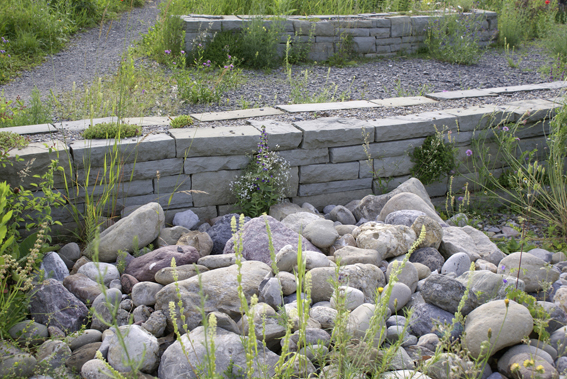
[
  {"x1": 83, "y1": 122, "x2": 142, "y2": 139},
  {"x1": 174, "y1": 43, "x2": 241, "y2": 104},
  {"x1": 230, "y1": 126, "x2": 291, "y2": 217},
  {"x1": 497, "y1": 236, "x2": 538, "y2": 255},
  {"x1": 0, "y1": 131, "x2": 29, "y2": 164},
  {"x1": 410, "y1": 130, "x2": 459, "y2": 185},
  {"x1": 170, "y1": 115, "x2": 194, "y2": 128},
  {"x1": 326, "y1": 32, "x2": 355, "y2": 67},
  {"x1": 425, "y1": 11, "x2": 489, "y2": 65}
]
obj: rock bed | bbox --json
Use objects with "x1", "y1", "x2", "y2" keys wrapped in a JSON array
[{"x1": 3, "y1": 177, "x2": 567, "y2": 379}]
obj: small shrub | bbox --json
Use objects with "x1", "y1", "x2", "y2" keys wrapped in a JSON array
[
  {"x1": 425, "y1": 11, "x2": 488, "y2": 65},
  {"x1": 238, "y1": 17, "x2": 284, "y2": 69},
  {"x1": 0, "y1": 131, "x2": 29, "y2": 162},
  {"x1": 545, "y1": 24, "x2": 567, "y2": 62},
  {"x1": 410, "y1": 130, "x2": 458, "y2": 185},
  {"x1": 170, "y1": 115, "x2": 194, "y2": 128},
  {"x1": 230, "y1": 126, "x2": 291, "y2": 217},
  {"x1": 82, "y1": 122, "x2": 141, "y2": 139}
]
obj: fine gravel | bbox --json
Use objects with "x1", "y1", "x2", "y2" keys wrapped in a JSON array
[{"x1": 0, "y1": 0, "x2": 163, "y2": 102}]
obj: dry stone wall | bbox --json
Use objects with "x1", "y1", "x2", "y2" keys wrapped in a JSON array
[
  {"x1": 182, "y1": 11, "x2": 498, "y2": 60},
  {"x1": 1, "y1": 98, "x2": 559, "y2": 237}
]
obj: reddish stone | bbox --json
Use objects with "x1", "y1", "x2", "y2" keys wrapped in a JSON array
[
  {"x1": 120, "y1": 274, "x2": 139, "y2": 294},
  {"x1": 124, "y1": 245, "x2": 199, "y2": 282}
]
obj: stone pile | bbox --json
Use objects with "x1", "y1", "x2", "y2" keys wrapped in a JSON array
[{"x1": 2, "y1": 178, "x2": 567, "y2": 379}]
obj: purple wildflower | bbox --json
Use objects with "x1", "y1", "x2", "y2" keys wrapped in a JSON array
[
  {"x1": 503, "y1": 126, "x2": 509, "y2": 131},
  {"x1": 466, "y1": 149, "x2": 473, "y2": 157}
]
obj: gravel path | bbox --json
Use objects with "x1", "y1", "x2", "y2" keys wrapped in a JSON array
[{"x1": 0, "y1": 0, "x2": 163, "y2": 102}]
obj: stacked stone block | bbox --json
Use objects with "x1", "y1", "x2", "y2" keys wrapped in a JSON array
[
  {"x1": 1, "y1": 98, "x2": 558, "y2": 234},
  {"x1": 182, "y1": 11, "x2": 498, "y2": 61}
]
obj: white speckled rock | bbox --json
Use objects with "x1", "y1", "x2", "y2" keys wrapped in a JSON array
[
  {"x1": 441, "y1": 252, "x2": 471, "y2": 276},
  {"x1": 353, "y1": 222, "x2": 416, "y2": 259}
]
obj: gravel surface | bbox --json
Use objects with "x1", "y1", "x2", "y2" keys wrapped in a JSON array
[
  {"x1": 0, "y1": 0, "x2": 163, "y2": 102},
  {"x1": 184, "y1": 45, "x2": 558, "y2": 115}
]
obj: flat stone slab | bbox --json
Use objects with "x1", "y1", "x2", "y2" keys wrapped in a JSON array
[
  {"x1": 294, "y1": 117, "x2": 375, "y2": 149},
  {"x1": 547, "y1": 96, "x2": 567, "y2": 105},
  {"x1": 500, "y1": 99, "x2": 561, "y2": 122},
  {"x1": 3, "y1": 123, "x2": 57, "y2": 135},
  {"x1": 54, "y1": 117, "x2": 118, "y2": 132},
  {"x1": 425, "y1": 89, "x2": 497, "y2": 100},
  {"x1": 276, "y1": 100, "x2": 380, "y2": 113},
  {"x1": 247, "y1": 119, "x2": 303, "y2": 150},
  {"x1": 489, "y1": 83, "x2": 554, "y2": 94},
  {"x1": 369, "y1": 96, "x2": 437, "y2": 107},
  {"x1": 170, "y1": 124, "x2": 261, "y2": 157},
  {"x1": 190, "y1": 107, "x2": 283, "y2": 121},
  {"x1": 70, "y1": 133, "x2": 176, "y2": 168},
  {"x1": 443, "y1": 105, "x2": 512, "y2": 131},
  {"x1": 122, "y1": 117, "x2": 170, "y2": 126}
]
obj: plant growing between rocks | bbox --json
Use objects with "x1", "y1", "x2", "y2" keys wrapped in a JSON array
[
  {"x1": 410, "y1": 129, "x2": 459, "y2": 186},
  {"x1": 230, "y1": 126, "x2": 291, "y2": 218},
  {"x1": 425, "y1": 10, "x2": 490, "y2": 65}
]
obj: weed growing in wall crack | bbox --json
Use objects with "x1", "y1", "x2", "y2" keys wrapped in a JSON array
[
  {"x1": 230, "y1": 126, "x2": 291, "y2": 217},
  {"x1": 425, "y1": 10, "x2": 489, "y2": 65},
  {"x1": 410, "y1": 129, "x2": 459, "y2": 185}
]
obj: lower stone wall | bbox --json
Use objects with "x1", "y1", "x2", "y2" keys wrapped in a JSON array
[
  {"x1": 183, "y1": 11, "x2": 497, "y2": 61},
  {"x1": 1, "y1": 98, "x2": 559, "y2": 237}
]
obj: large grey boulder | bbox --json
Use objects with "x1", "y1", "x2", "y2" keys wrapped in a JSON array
[
  {"x1": 346, "y1": 303, "x2": 387, "y2": 347},
  {"x1": 464, "y1": 300, "x2": 533, "y2": 358},
  {"x1": 86, "y1": 202, "x2": 165, "y2": 262},
  {"x1": 223, "y1": 216, "x2": 321, "y2": 265},
  {"x1": 352, "y1": 222, "x2": 416, "y2": 259},
  {"x1": 334, "y1": 246, "x2": 384, "y2": 266},
  {"x1": 281, "y1": 212, "x2": 323, "y2": 233},
  {"x1": 409, "y1": 247, "x2": 445, "y2": 272},
  {"x1": 155, "y1": 226, "x2": 189, "y2": 248},
  {"x1": 63, "y1": 273, "x2": 102, "y2": 303},
  {"x1": 461, "y1": 226, "x2": 505, "y2": 261},
  {"x1": 455, "y1": 270, "x2": 522, "y2": 304},
  {"x1": 439, "y1": 226, "x2": 481, "y2": 261},
  {"x1": 77, "y1": 262, "x2": 120, "y2": 287},
  {"x1": 39, "y1": 252, "x2": 69, "y2": 281},
  {"x1": 498, "y1": 252, "x2": 559, "y2": 292},
  {"x1": 0, "y1": 340, "x2": 37, "y2": 378},
  {"x1": 155, "y1": 261, "x2": 271, "y2": 331},
  {"x1": 90, "y1": 288, "x2": 123, "y2": 332},
  {"x1": 411, "y1": 216, "x2": 443, "y2": 250},
  {"x1": 309, "y1": 263, "x2": 386, "y2": 303},
  {"x1": 421, "y1": 274, "x2": 479, "y2": 315},
  {"x1": 378, "y1": 193, "x2": 444, "y2": 225},
  {"x1": 107, "y1": 325, "x2": 159, "y2": 373},
  {"x1": 409, "y1": 303, "x2": 457, "y2": 338},
  {"x1": 353, "y1": 178, "x2": 434, "y2": 221},
  {"x1": 302, "y1": 219, "x2": 339, "y2": 249},
  {"x1": 158, "y1": 326, "x2": 280, "y2": 379},
  {"x1": 30, "y1": 279, "x2": 88, "y2": 333}
]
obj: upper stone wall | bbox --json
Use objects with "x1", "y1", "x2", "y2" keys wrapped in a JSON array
[{"x1": 182, "y1": 11, "x2": 498, "y2": 60}]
